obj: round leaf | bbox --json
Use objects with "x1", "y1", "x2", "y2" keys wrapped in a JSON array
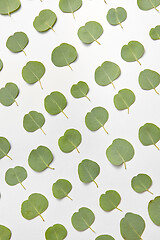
[
  {"x1": 113, "y1": 88, "x2": 135, "y2": 114},
  {"x1": 78, "y1": 159, "x2": 100, "y2": 188},
  {"x1": 5, "y1": 166, "x2": 27, "y2": 190},
  {"x1": 70, "y1": 81, "x2": 90, "y2": 101},
  {"x1": 121, "y1": 41, "x2": 144, "y2": 65},
  {"x1": 150, "y1": 25, "x2": 160, "y2": 40},
  {"x1": 96, "y1": 235, "x2": 115, "y2": 240},
  {"x1": 52, "y1": 179, "x2": 72, "y2": 200},
  {"x1": 137, "y1": 0, "x2": 160, "y2": 11},
  {"x1": 45, "y1": 224, "x2": 67, "y2": 240},
  {"x1": 71, "y1": 207, "x2": 95, "y2": 232},
  {"x1": 0, "y1": 0, "x2": 21, "y2": 15},
  {"x1": 148, "y1": 196, "x2": 160, "y2": 226},
  {"x1": 0, "y1": 82, "x2": 19, "y2": 106},
  {"x1": 0, "y1": 59, "x2": 3, "y2": 71},
  {"x1": 21, "y1": 193, "x2": 48, "y2": 221},
  {"x1": 0, "y1": 225, "x2": 11, "y2": 240},
  {"x1": 51, "y1": 43, "x2": 77, "y2": 70},
  {"x1": 58, "y1": 128, "x2": 82, "y2": 153},
  {"x1": 99, "y1": 190, "x2": 122, "y2": 212},
  {"x1": 23, "y1": 111, "x2": 46, "y2": 134},
  {"x1": 6, "y1": 32, "x2": 29, "y2": 55},
  {"x1": 95, "y1": 61, "x2": 121, "y2": 89},
  {"x1": 120, "y1": 212, "x2": 145, "y2": 239},
  {"x1": 106, "y1": 138, "x2": 135, "y2": 169},
  {"x1": 28, "y1": 146, "x2": 54, "y2": 172},
  {"x1": 107, "y1": 7, "x2": 127, "y2": 29},
  {"x1": 131, "y1": 173, "x2": 153, "y2": 194},
  {"x1": 78, "y1": 21, "x2": 103, "y2": 45},
  {"x1": 59, "y1": 0, "x2": 82, "y2": 18},
  {"x1": 0, "y1": 137, "x2": 12, "y2": 160}
]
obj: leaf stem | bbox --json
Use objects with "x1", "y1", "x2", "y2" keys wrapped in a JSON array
[
  {"x1": 40, "y1": 128, "x2": 46, "y2": 135},
  {"x1": 62, "y1": 110, "x2": 68, "y2": 119},
  {"x1": 72, "y1": 12, "x2": 75, "y2": 19},
  {"x1": 154, "y1": 7, "x2": 159, "y2": 12},
  {"x1": 146, "y1": 189, "x2": 153, "y2": 195},
  {"x1": 123, "y1": 161, "x2": 127, "y2": 169},
  {"x1": 39, "y1": 80, "x2": 43, "y2": 90},
  {"x1": 47, "y1": 165, "x2": 55, "y2": 170},
  {"x1": 128, "y1": 108, "x2": 129, "y2": 114},
  {"x1": 104, "y1": 0, "x2": 107, "y2": 3},
  {"x1": 102, "y1": 125, "x2": 109, "y2": 134},
  {"x1": 154, "y1": 144, "x2": 159, "y2": 150},
  {"x1": 89, "y1": 226, "x2": 95, "y2": 233},
  {"x1": 75, "y1": 146, "x2": 80, "y2": 153},
  {"x1": 154, "y1": 88, "x2": 159, "y2": 95},
  {"x1": 119, "y1": 22, "x2": 123, "y2": 29},
  {"x1": 111, "y1": 81, "x2": 116, "y2": 89},
  {"x1": 50, "y1": 26, "x2": 55, "y2": 32},
  {"x1": 19, "y1": 181, "x2": 26, "y2": 190},
  {"x1": 6, "y1": 155, "x2": 12, "y2": 160},
  {"x1": 66, "y1": 195, "x2": 73, "y2": 201},
  {"x1": 39, "y1": 214, "x2": 45, "y2": 222},
  {"x1": 95, "y1": 39, "x2": 101, "y2": 45},
  {"x1": 136, "y1": 59, "x2": 141, "y2": 65},
  {"x1": 22, "y1": 49, "x2": 27, "y2": 56},
  {"x1": 116, "y1": 207, "x2": 123, "y2": 212},
  {"x1": 67, "y1": 64, "x2": 73, "y2": 71},
  {"x1": 14, "y1": 99, "x2": 19, "y2": 106},
  {"x1": 93, "y1": 180, "x2": 98, "y2": 188},
  {"x1": 85, "y1": 95, "x2": 91, "y2": 101}
]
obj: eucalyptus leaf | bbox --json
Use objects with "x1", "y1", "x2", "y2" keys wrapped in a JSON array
[
  {"x1": 120, "y1": 212, "x2": 145, "y2": 239},
  {"x1": 51, "y1": 43, "x2": 77, "y2": 70},
  {"x1": 52, "y1": 179, "x2": 72, "y2": 200},
  {"x1": 113, "y1": 88, "x2": 135, "y2": 114},
  {"x1": 0, "y1": 59, "x2": 3, "y2": 71},
  {"x1": 148, "y1": 196, "x2": 160, "y2": 225},
  {"x1": 150, "y1": 25, "x2": 160, "y2": 40},
  {"x1": 78, "y1": 21, "x2": 103, "y2": 45},
  {"x1": 0, "y1": 0, "x2": 21, "y2": 15},
  {"x1": 71, "y1": 207, "x2": 95, "y2": 232},
  {"x1": 138, "y1": 123, "x2": 160, "y2": 150},
  {"x1": 44, "y1": 91, "x2": 68, "y2": 118},
  {"x1": 22, "y1": 61, "x2": 45, "y2": 90},
  {"x1": 85, "y1": 107, "x2": 109, "y2": 134},
  {"x1": 58, "y1": 129, "x2": 82, "y2": 153},
  {"x1": 0, "y1": 225, "x2": 11, "y2": 240},
  {"x1": 121, "y1": 41, "x2": 144, "y2": 65},
  {"x1": 23, "y1": 111, "x2": 46, "y2": 135},
  {"x1": 33, "y1": 9, "x2": 57, "y2": 32},
  {"x1": 45, "y1": 224, "x2": 67, "y2": 240},
  {"x1": 6, "y1": 32, "x2": 29, "y2": 55},
  {"x1": 28, "y1": 146, "x2": 54, "y2": 172},
  {"x1": 59, "y1": 0, "x2": 82, "y2": 18},
  {"x1": 21, "y1": 193, "x2": 48, "y2": 221},
  {"x1": 0, "y1": 82, "x2": 19, "y2": 106},
  {"x1": 0, "y1": 137, "x2": 12, "y2": 160},
  {"x1": 137, "y1": 0, "x2": 160, "y2": 12},
  {"x1": 96, "y1": 235, "x2": 115, "y2": 240},
  {"x1": 106, "y1": 138, "x2": 135, "y2": 169},
  {"x1": 95, "y1": 61, "x2": 121, "y2": 89},
  {"x1": 107, "y1": 7, "x2": 127, "y2": 29},
  {"x1": 138, "y1": 69, "x2": 160, "y2": 95},
  {"x1": 99, "y1": 190, "x2": 122, "y2": 212},
  {"x1": 131, "y1": 173, "x2": 153, "y2": 194},
  {"x1": 5, "y1": 166, "x2": 27, "y2": 190},
  {"x1": 78, "y1": 159, "x2": 100, "y2": 188},
  {"x1": 71, "y1": 81, "x2": 90, "y2": 101}
]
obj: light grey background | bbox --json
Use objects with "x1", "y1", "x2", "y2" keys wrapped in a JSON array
[{"x1": 0, "y1": 0, "x2": 160, "y2": 239}]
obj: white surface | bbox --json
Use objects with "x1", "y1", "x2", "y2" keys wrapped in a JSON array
[{"x1": 0, "y1": 0, "x2": 160, "y2": 239}]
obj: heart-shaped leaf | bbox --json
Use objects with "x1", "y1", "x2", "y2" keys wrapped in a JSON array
[
  {"x1": 96, "y1": 235, "x2": 115, "y2": 240},
  {"x1": 0, "y1": 0, "x2": 21, "y2": 15},
  {"x1": 107, "y1": 7, "x2": 127, "y2": 29},
  {"x1": 52, "y1": 179, "x2": 72, "y2": 200},
  {"x1": 95, "y1": 61, "x2": 121, "y2": 89},
  {"x1": 71, "y1": 81, "x2": 90, "y2": 101},
  {"x1": 0, "y1": 225, "x2": 11, "y2": 240},
  {"x1": 33, "y1": 9, "x2": 57, "y2": 32},
  {"x1": 85, "y1": 107, "x2": 109, "y2": 134},
  {"x1": 59, "y1": 0, "x2": 82, "y2": 18},
  {"x1": 0, "y1": 59, "x2": 3, "y2": 71},
  {"x1": 28, "y1": 146, "x2": 54, "y2": 172},
  {"x1": 51, "y1": 43, "x2": 77, "y2": 70},
  {"x1": 150, "y1": 25, "x2": 160, "y2": 40},
  {"x1": 71, "y1": 207, "x2": 95, "y2": 232},
  {"x1": 0, "y1": 82, "x2": 19, "y2": 106},
  {"x1": 113, "y1": 88, "x2": 135, "y2": 114},
  {"x1": 23, "y1": 111, "x2": 46, "y2": 135},
  {"x1": 5, "y1": 166, "x2": 27, "y2": 190},
  {"x1": 58, "y1": 128, "x2": 82, "y2": 153},
  {"x1": 78, "y1": 21, "x2": 103, "y2": 45},
  {"x1": 44, "y1": 91, "x2": 68, "y2": 118},
  {"x1": 22, "y1": 61, "x2": 45, "y2": 90},
  {"x1": 137, "y1": 0, "x2": 160, "y2": 12},
  {"x1": 78, "y1": 159, "x2": 100, "y2": 188},
  {"x1": 99, "y1": 190, "x2": 122, "y2": 212},
  {"x1": 148, "y1": 196, "x2": 160, "y2": 225},
  {"x1": 21, "y1": 193, "x2": 48, "y2": 221},
  {"x1": 121, "y1": 41, "x2": 144, "y2": 65},
  {"x1": 120, "y1": 212, "x2": 145, "y2": 240},
  {"x1": 106, "y1": 138, "x2": 135, "y2": 169},
  {"x1": 0, "y1": 137, "x2": 12, "y2": 160},
  {"x1": 131, "y1": 173, "x2": 153, "y2": 194},
  {"x1": 6, "y1": 32, "x2": 29, "y2": 55},
  {"x1": 45, "y1": 224, "x2": 67, "y2": 240}
]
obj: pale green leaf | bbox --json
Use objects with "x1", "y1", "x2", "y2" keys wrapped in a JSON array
[
  {"x1": 99, "y1": 190, "x2": 122, "y2": 212},
  {"x1": 0, "y1": 0, "x2": 21, "y2": 15},
  {"x1": 0, "y1": 225, "x2": 11, "y2": 240},
  {"x1": 150, "y1": 25, "x2": 160, "y2": 40},
  {"x1": 137, "y1": 0, "x2": 160, "y2": 11},
  {"x1": 6, "y1": 32, "x2": 29, "y2": 55},
  {"x1": 59, "y1": 0, "x2": 82, "y2": 18},
  {"x1": 107, "y1": 7, "x2": 127, "y2": 29},
  {"x1": 70, "y1": 81, "x2": 90, "y2": 101},
  {"x1": 148, "y1": 196, "x2": 160, "y2": 226},
  {"x1": 0, "y1": 137, "x2": 12, "y2": 160},
  {"x1": 96, "y1": 235, "x2": 115, "y2": 240},
  {"x1": 5, "y1": 166, "x2": 27, "y2": 190},
  {"x1": 52, "y1": 179, "x2": 72, "y2": 200},
  {"x1": 45, "y1": 224, "x2": 67, "y2": 240},
  {"x1": 131, "y1": 173, "x2": 153, "y2": 194},
  {"x1": 0, "y1": 82, "x2": 19, "y2": 106}
]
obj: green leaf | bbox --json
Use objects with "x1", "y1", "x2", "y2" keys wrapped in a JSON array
[
  {"x1": 22, "y1": 61, "x2": 45, "y2": 90},
  {"x1": 51, "y1": 43, "x2": 77, "y2": 70},
  {"x1": 21, "y1": 193, "x2": 48, "y2": 221},
  {"x1": 44, "y1": 91, "x2": 68, "y2": 118},
  {"x1": 95, "y1": 61, "x2": 121, "y2": 89},
  {"x1": 0, "y1": 137, "x2": 12, "y2": 160},
  {"x1": 45, "y1": 224, "x2": 67, "y2": 240},
  {"x1": 85, "y1": 107, "x2": 109, "y2": 134},
  {"x1": 33, "y1": 9, "x2": 57, "y2": 32},
  {"x1": 58, "y1": 128, "x2": 82, "y2": 153},
  {"x1": 150, "y1": 25, "x2": 160, "y2": 40},
  {"x1": 107, "y1": 7, "x2": 127, "y2": 29},
  {"x1": 120, "y1": 212, "x2": 145, "y2": 239},
  {"x1": 113, "y1": 88, "x2": 135, "y2": 114},
  {"x1": 71, "y1": 207, "x2": 95, "y2": 232},
  {"x1": 0, "y1": 0, "x2": 21, "y2": 15},
  {"x1": 137, "y1": 0, "x2": 160, "y2": 12},
  {"x1": 106, "y1": 138, "x2": 135, "y2": 169},
  {"x1": 0, "y1": 59, "x2": 3, "y2": 71},
  {"x1": 23, "y1": 111, "x2": 46, "y2": 135},
  {"x1": 6, "y1": 32, "x2": 29, "y2": 55},
  {"x1": 28, "y1": 146, "x2": 54, "y2": 172},
  {"x1": 99, "y1": 190, "x2": 122, "y2": 212},
  {"x1": 121, "y1": 41, "x2": 144, "y2": 65},
  {"x1": 131, "y1": 173, "x2": 153, "y2": 194},
  {"x1": 138, "y1": 123, "x2": 160, "y2": 150},
  {"x1": 96, "y1": 235, "x2": 115, "y2": 240},
  {"x1": 70, "y1": 81, "x2": 90, "y2": 101},
  {"x1": 5, "y1": 166, "x2": 27, "y2": 190},
  {"x1": 59, "y1": 0, "x2": 82, "y2": 18},
  {"x1": 52, "y1": 179, "x2": 72, "y2": 200},
  {"x1": 78, "y1": 21, "x2": 103, "y2": 45},
  {"x1": 0, "y1": 82, "x2": 19, "y2": 107},
  {"x1": 0, "y1": 225, "x2": 11, "y2": 240},
  {"x1": 78, "y1": 159, "x2": 100, "y2": 188},
  {"x1": 138, "y1": 69, "x2": 160, "y2": 95},
  {"x1": 148, "y1": 196, "x2": 160, "y2": 225}
]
